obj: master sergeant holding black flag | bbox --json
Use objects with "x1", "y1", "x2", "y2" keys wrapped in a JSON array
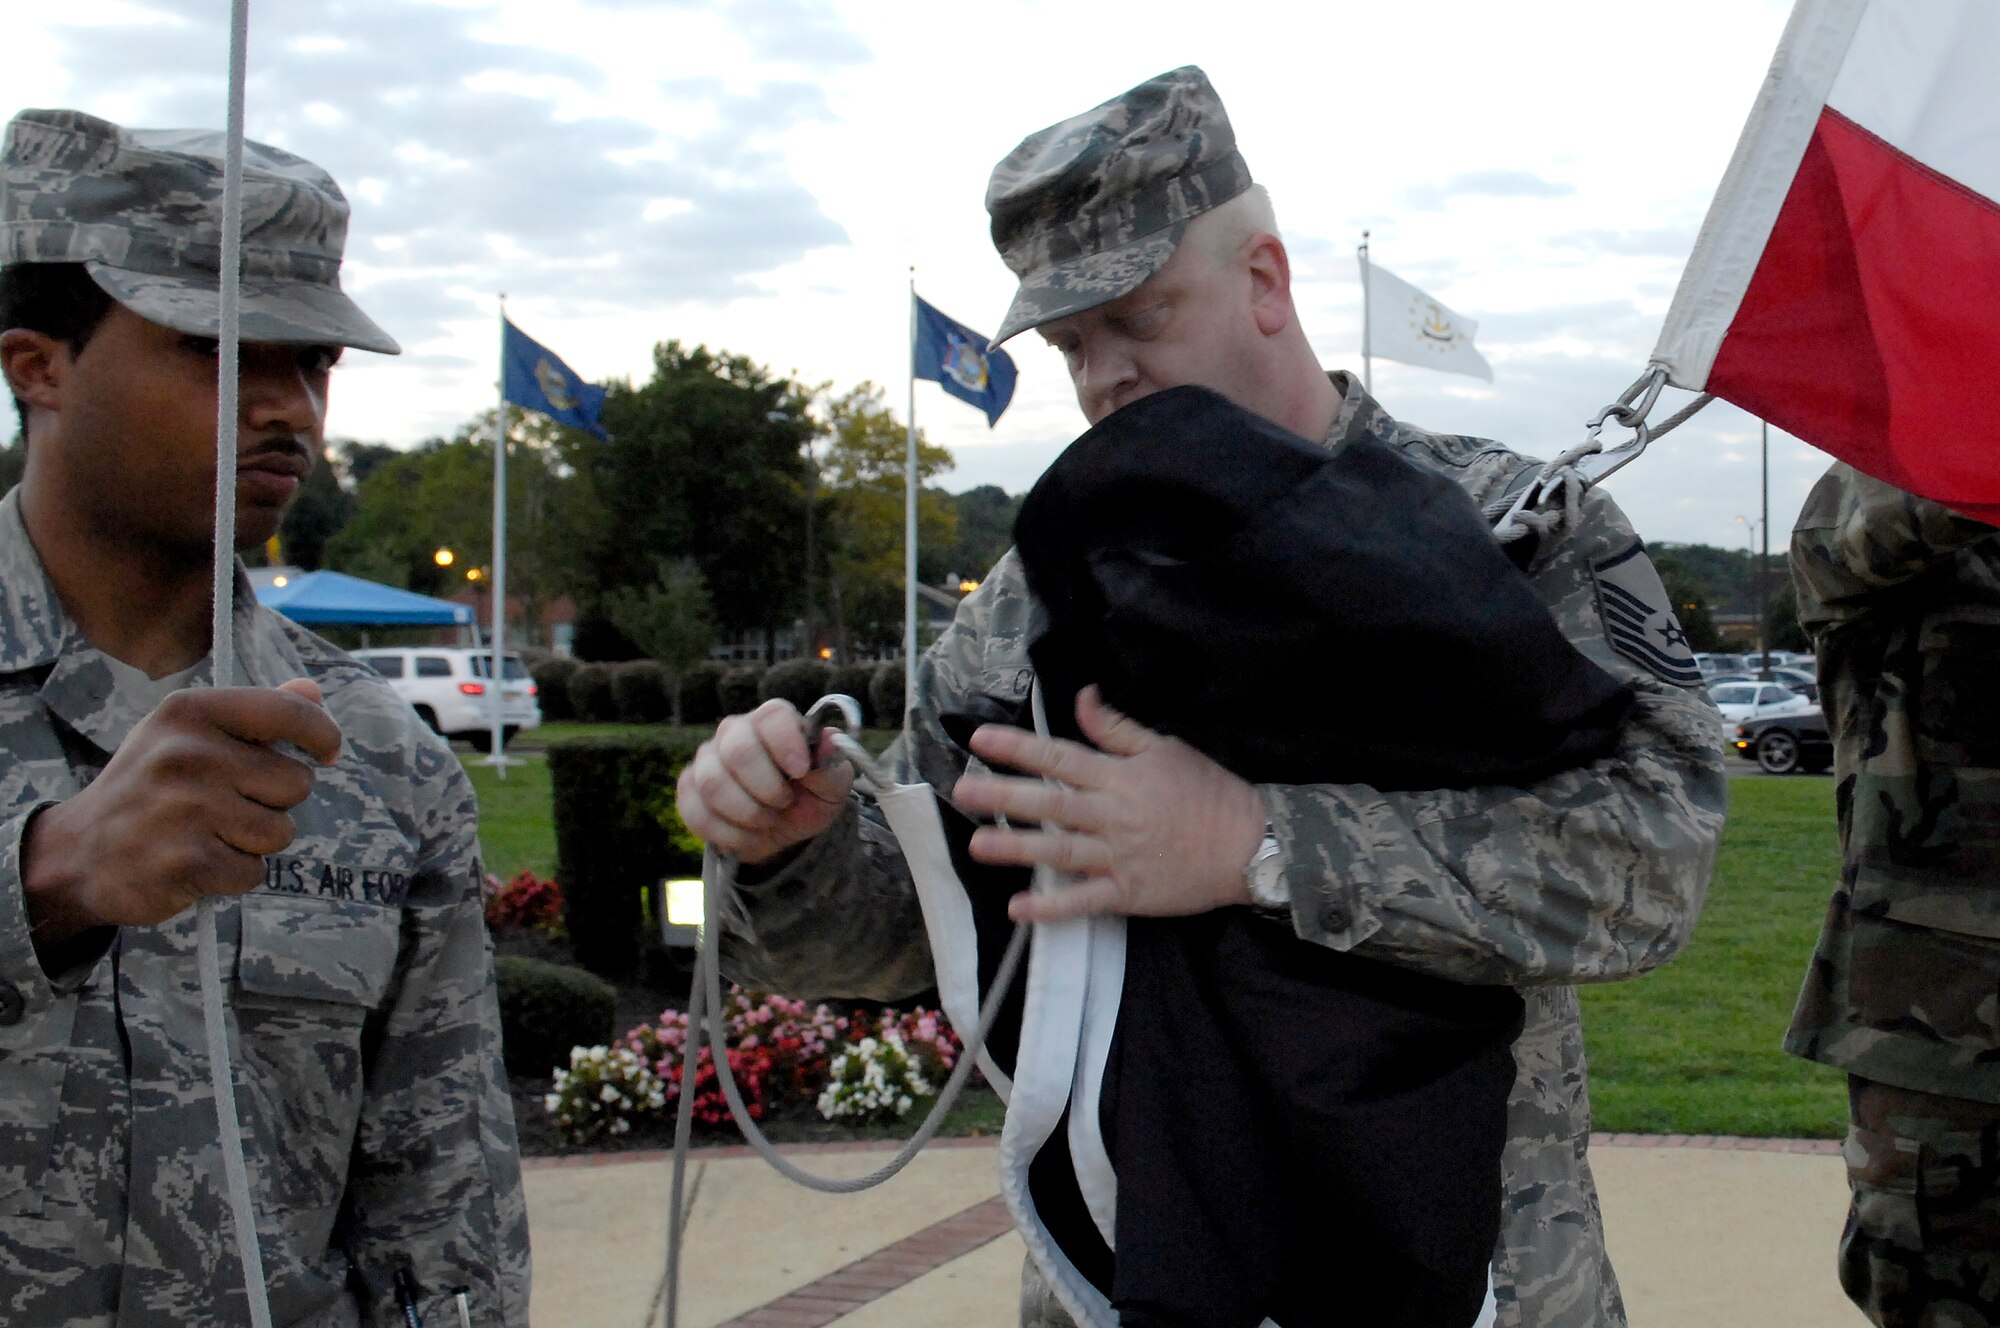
[
  {"x1": 0, "y1": 109, "x2": 529, "y2": 1325},
  {"x1": 678, "y1": 67, "x2": 1727, "y2": 1328}
]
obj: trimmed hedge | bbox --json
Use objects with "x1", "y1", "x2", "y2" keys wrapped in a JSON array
[
  {"x1": 759, "y1": 659, "x2": 832, "y2": 712},
  {"x1": 677, "y1": 661, "x2": 726, "y2": 726},
  {"x1": 610, "y1": 660, "x2": 672, "y2": 724},
  {"x1": 547, "y1": 732, "x2": 706, "y2": 976},
  {"x1": 828, "y1": 664, "x2": 878, "y2": 727},
  {"x1": 567, "y1": 662, "x2": 617, "y2": 723},
  {"x1": 530, "y1": 656, "x2": 579, "y2": 722},
  {"x1": 870, "y1": 661, "x2": 905, "y2": 731},
  {"x1": 570, "y1": 613, "x2": 642, "y2": 663},
  {"x1": 495, "y1": 954, "x2": 617, "y2": 1076},
  {"x1": 719, "y1": 665, "x2": 763, "y2": 717}
]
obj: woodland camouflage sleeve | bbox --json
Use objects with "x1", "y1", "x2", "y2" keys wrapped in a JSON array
[
  {"x1": 1790, "y1": 462, "x2": 2000, "y2": 633},
  {"x1": 1265, "y1": 487, "x2": 1730, "y2": 987},
  {"x1": 719, "y1": 553, "x2": 1041, "y2": 1003}
]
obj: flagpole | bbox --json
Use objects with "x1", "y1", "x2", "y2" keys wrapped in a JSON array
[
  {"x1": 489, "y1": 294, "x2": 509, "y2": 776},
  {"x1": 904, "y1": 269, "x2": 918, "y2": 716},
  {"x1": 1359, "y1": 230, "x2": 1372, "y2": 394}
]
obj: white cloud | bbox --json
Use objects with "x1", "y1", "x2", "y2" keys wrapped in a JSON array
[{"x1": 10, "y1": 0, "x2": 1819, "y2": 542}]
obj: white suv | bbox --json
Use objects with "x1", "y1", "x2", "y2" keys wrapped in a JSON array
[{"x1": 352, "y1": 647, "x2": 542, "y2": 751}]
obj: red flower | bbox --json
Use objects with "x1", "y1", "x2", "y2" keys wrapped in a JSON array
[{"x1": 484, "y1": 870, "x2": 564, "y2": 931}]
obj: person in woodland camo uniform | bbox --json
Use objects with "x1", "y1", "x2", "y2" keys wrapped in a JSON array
[
  {"x1": 679, "y1": 67, "x2": 1726, "y2": 1328},
  {"x1": 0, "y1": 109, "x2": 529, "y2": 1325},
  {"x1": 1787, "y1": 462, "x2": 2000, "y2": 1328}
]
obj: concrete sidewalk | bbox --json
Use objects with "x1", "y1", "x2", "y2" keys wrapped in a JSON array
[{"x1": 524, "y1": 1136, "x2": 1867, "y2": 1327}]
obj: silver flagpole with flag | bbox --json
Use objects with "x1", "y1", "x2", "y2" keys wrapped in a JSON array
[
  {"x1": 904, "y1": 270, "x2": 918, "y2": 712},
  {"x1": 1359, "y1": 230, "x2": 1372, "y2": 394},
  {"x1": 488, "y1": 294, "x2": 509, "y2": 775}
]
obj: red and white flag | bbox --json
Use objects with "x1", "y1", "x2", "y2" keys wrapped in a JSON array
[{"x1": 1653, "y1": 0, "x2": 2000, "y2": 523}]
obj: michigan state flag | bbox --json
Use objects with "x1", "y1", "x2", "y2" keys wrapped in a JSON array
[
  {"x1": 913, "y1": 295, "x2": 1017, "y2": 427},
  {"x1": 501, "y1": 318, "x2": 609, "y2": 439}
]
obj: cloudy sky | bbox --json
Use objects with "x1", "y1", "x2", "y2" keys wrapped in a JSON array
[{"x1": 15, "y1": 0, "x2": 1821, "y2": 550}]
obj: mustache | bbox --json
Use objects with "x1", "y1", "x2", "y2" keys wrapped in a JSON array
[{"x1": 238, "y1": 435, "x2": 315, "y2": 466}]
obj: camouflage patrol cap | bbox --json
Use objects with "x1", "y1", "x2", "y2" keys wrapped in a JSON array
[
  {"x1": 985, "y1": 66, "x2": 1251, "y2": 347},
  {"x1": 0, "y1": 108, "x2": 399, "y2": 354}
]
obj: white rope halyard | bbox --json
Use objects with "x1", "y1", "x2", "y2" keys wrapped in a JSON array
[
  {"x1": 198, "y1": 2, "x2": 277, "y2": 1324},
  {"x1": 655, "y1": 709, "x2": 1030, "y2": 1328}
]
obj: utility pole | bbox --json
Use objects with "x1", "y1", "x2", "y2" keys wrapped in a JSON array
[{"x1": 1759, "y1": 420, "x2": 1771, "y2": 677}]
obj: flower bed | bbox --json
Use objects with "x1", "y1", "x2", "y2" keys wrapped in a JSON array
[{"x1": 542, "y1": 987, "x2": 967, "y2": 1147}]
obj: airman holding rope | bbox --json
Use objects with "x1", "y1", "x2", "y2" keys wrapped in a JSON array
[{"x1": 0, "y1": 108, "x2": 529, "y2": 1326}]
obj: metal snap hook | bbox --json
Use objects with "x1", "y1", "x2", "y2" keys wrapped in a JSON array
[
  {"x1": 803, "y1": 693, "x2": 863, "y2": 744},
  {"x1": 803, "y1": 693, "x2": 890, "y2": 793}
]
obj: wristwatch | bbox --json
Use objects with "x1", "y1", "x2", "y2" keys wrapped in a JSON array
[{"x1": 1242, "y1": 822, "x2": 1288, "y2": 910}]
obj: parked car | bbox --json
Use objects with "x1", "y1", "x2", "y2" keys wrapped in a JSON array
[
  {"x1": 1734, "y1": 707, "x2": 1832, "y2": 774},
  {"x1": 1694, "y1": 652, "x2": 1748, "y2": 677},
  {"x1": 352, "y1": 647, "x2": 542, "y2": 751},
  {"x1": 1708, "y1": 680, "x2": 1814, "y2": 725},
  {"x1": 1765, "y1": 666, "x2": 1820, "y2": 702}
]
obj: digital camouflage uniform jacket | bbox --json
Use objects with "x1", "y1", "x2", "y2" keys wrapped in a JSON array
[
  {"x1": 0, "y1": 492, "x2": 531, "y2": 1326},
  {"x1": 1785, "y1": 463, "x2": 2000, "y2": 1100},
  {"x1": 723, "y1": 373, "x2": 1728, "y2": 1328}
]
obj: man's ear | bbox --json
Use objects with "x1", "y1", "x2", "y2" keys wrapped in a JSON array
[
  {"x1": 1244, "y1": 234, "x2": 1294, "y2": 337},
  {"x1": 0, "y1": 328, "x2": 70, "y2": 416}
]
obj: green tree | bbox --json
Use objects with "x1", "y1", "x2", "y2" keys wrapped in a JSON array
[
  {"x1": 1766, "y1": 579, "x2": 1810, "y2": 653},
  {"x1": 276, "y1": 447, "x2": 353, "y2": 570},
  {"x1": 606, "y1": 557, "x2": 717, "y2": 723},
  {"x1": 1652, "y1": 553, "x2": 1723, "y2": 653},
  {"x1": 324, "y1": 436, "x2": 489, "y2": 594},
  {"x1": 339, "y1": 441, "x2": 402, "y2": 488},
  {"x1": 818, "y1": 384, "x2": 956, "y2": 656},
  {"x1": 563, "y1": 342, "x2": 815, "y2": 645},
  {"x1": 321, "y1": 412, "x2": 571, "y2": 644},
  {"x1": 939, "y1": 484, "x2": 1020, "y2": 582}
]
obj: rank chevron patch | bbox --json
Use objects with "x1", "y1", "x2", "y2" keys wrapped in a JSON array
[{"x1": 1591, "y1": 542, "x2": 1703, "y2": 686}]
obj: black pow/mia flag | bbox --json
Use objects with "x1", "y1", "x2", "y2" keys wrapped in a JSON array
[{"x1": 987, "y1": 385, "x2": 1632, "y2": 1328}]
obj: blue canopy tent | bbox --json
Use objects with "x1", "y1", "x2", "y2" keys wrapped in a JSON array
[{"x1": 255, "y1": 570, "x2": 473, "y2": 627}]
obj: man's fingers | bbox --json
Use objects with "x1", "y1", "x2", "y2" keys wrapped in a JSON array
[
  {"x1": 967, "y1": 723, "x2": 1110, "y2": 788},
  {"x1": 968, "y1": 825, "x2": 1112, "y2": 875},
  {"x1": 277, "y1": 677, "x2": 323, "y2": 706},
  {"x1": 749, "y1": 700, "x2": 814, "y2": 781},
  {"x1": 181, "y1": 686, "x2": 342, "y2": 766},
  {"x1": 686, "y1": 773, "x2": 786, "y2": 835},
  {"x1": 795, "y1": 762, "x2": 855, "y2": 807},
  {"x1": 1075, "y1": 685, "x2": 1153, "y2": 758},
  {"x1": 232, "y1": 742, "x2": 320, "y2": 811},
  {"x1": 214, "y1": 803, "x2": 298, "y2": 860},
  {"x1": 1007, "y1": 876, "x2": 1122, "y2": 923},
  {"x1": 954, "y1": 772, "x2": 1103, "y2": 831},
  {"x1": 714, "y1": 719, "x2": 798, "y2": 813}
]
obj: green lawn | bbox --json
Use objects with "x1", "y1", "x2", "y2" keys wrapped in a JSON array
[
  {"x1": 512, "y1": 721, "x2": 686, "y2": 747},
  {"x1": 469, "y1": 754, "x2": 1855, "y2": 1139},
  {"x1": 465, "y1": 756, "x2": 557, "y2": 882},
  {"x1": 1580, "y1": 776, "x2": 1848, "y2": 1137}
]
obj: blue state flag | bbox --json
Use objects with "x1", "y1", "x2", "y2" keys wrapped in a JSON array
[
  {"x1": 912, "y1": 296, "x2": 1016, "y2": 427},
  {"x1": 501, "y1": 318, "x2": 609, "y2": 439}
]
